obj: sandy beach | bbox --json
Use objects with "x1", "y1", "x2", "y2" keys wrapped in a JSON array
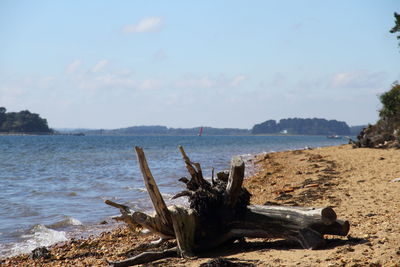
[{"x1": 2, "y1": 144, "x2": 400, "y2": 266}]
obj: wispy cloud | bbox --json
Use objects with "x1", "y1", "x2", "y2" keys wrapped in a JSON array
[
  {"x1": 174, "y1": 74, "x2": 248, "y2": 89},
  {"x1": 330, "y1": 70, "x2": 387, "y2": 89},
  {"x1": 65, "y1": 60, "x2": 82, "y2": 74},
  {"x1": 230, "y1": 75, "x2": 248, "y2": 86},
  {"x1": 91, "y1": 60, "x2": 108, "y2": 73},
  {"x1": 122, "y1": 17, "x2": 163, "y2": 34}
]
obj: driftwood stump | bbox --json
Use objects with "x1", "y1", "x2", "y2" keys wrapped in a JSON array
[{"x1": 106, "y1": 146, "x2": 350, "y2": 266}]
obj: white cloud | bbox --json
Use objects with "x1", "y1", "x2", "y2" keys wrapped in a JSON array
[
  {"x1": 65, "y1": 60, "x2": 82, "y2": 74},
  {"x1": 230, "y1": 75, "x2": 248, "y2": 86},
  {"x1": 122, "y1": 17, "x2": 163, "y2": 34},
  {"x1": 139, "y1": 79, "x2": 163, "y2": 91},
  {"x1": 0, "y1": 86, "x2": 25, "y2": 98},
  {"x1": 174, "y1": 74, "x2": 248, "y2": 89},
  {"x1": 91, "y1": 60, "x2": 108, "y2": 73},
  {"x1": 330, "y1": 70, "x2": 386, "y2": 89},
  {"x1": 76, "y1": 73, "x2": 137, "y2": 91}
]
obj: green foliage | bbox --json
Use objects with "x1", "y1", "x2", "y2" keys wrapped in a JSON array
[
  {"x1": 378, "y1": 82, "x2": 400, "y2": 132},
  {"x1": 379, "y1": 82, "x2": 400, "y2": 119},
  {"x1": 0, "y1": 107, "x2": 52, "y2": 133},
  {"x1": 390, "y1": 12, "x2": 400, "y2": 46},
  {"x1": 0, "y1": 107, "x2": 6, "y2": 130}
]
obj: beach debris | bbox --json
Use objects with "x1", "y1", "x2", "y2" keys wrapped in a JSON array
[
  {"x1": 30, "y1": 246, "x2": 51, "y2": 259},
  {"x1": 391, "y1": 178, "x2": 400, "y2": 182},
  {"x1": 304, "y1": 183, "x2": 319, "y2": 188},
  {"x1": 351, "y1": 125, "x2": 400, "y2": 149},
  {"x1": 199, "y1": 258, "x2": 256, "y2": 267},
  {"x1": 107, "y1": 247, "x2": 177, "y2": 267},
  {"x1": 105, "y1": 146, "x2": 350, "y2": 266}
]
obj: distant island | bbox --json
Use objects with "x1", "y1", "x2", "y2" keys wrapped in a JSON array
[
  {"x1": 0, "y1": 106, "x2": 361, "y2": 136},
  {"x1": 0, "y1": 107, "x2": 361, "y2": 136},
  {"x1": 65, "y1": 126, "x2": 251, "y2": 136},
  {"x1": 252, "y1": 118, "x2": 351, "y2": 135},
  {"x1": 0, "y1": 107, "x2": 52, "y2": 134},
  {"x1": 59, "y1": 118, "x2": 360, "y2": 136}
]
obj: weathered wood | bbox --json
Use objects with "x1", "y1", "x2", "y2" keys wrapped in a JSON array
[
  {"x1": 226, "y1": 205, "x2": 349, "y2": 249},
  {"x1": 178, "y1": 145, "x2": 209, "y2": 188},
  {"x1": 169, "y1": 206, "x2": 197, "y2": 257},
  {"x1": 106, "y1": 146, "x2": 351, "y2": 265},
  {"x1": 104, "y1": 200, "x2": 138, "y2": 231},
  {"x1": 211, "y1": 167, "x2": 215, "y2": 185},
  {"x1": 225, "y1": 157, "x2": 245, "y2": 208},
  {"x1": 108, "y1": 247, "x2": 177, "y2": 267},
  {"x1": 134, "y1": 146, "x2": 172, "y2": 228},
  {"x1": 132, "y1": 211, "x2": 174, "y2": 239},
  {"x1": 216, "y1": 170, "x2": 229, "y2": 182},
  {"x1": 171, "y1": 190, "x2": 194, "y2": 200},
  {"x1": 178, "y1": 145, "x2": 198, "y2": 180},
  {"x1": 104, "y1": 200, "x2": 174, "y2": 238}
]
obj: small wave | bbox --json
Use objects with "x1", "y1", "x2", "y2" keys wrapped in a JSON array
[
  {"x1": 47, "y1": 217, "x2": 82, "y2": 229},
  {"x1": 1, "y1": 224, "x2": 67, "y2": 258},
  {"x1": 123, "y1": 186, "x2": 147, "y2": 192}
]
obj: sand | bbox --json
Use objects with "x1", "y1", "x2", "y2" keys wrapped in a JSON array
[{"x1": 2, "y1": 144, "x2": 400, "y2": 266}]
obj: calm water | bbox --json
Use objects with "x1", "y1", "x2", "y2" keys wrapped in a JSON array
[{"x1": 0, "y1": 135, "x2": 348, "y2": 257}]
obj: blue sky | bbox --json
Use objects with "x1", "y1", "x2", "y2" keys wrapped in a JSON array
[{"x1": 0, "y1": 0, "x2": 399, "y2": 129}]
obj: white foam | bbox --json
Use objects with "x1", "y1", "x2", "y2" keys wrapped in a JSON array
[
  {"x1": 124, "y1": 186, "x2": 147, "y2": 192},
  {"x1": 48, "y1": 217, "x2": 82, "y2": 229},
  {"x1": 1, "y1": 224, "x2": 68, "y2": 258}
]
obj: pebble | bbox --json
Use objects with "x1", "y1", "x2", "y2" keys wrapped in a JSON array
[{"x1": 378, "y1": 237, "x2": 388, "y2": 244}]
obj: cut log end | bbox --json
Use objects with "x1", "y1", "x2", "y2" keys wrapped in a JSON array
[
  {"x1": 320, "y1": 207, "x2": 337, "y2": 224},
  {"x1": 225, "y1": 156, "x2": 245, "y2": 208}
]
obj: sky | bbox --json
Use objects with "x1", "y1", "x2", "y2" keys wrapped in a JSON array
[{"x1": 0, "y1": 1, "x2": 399, "y2": 129}]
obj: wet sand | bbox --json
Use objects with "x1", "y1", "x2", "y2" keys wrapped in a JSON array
[{"x1": 2, "y1": 144, "x2": 400, "y2": 266}]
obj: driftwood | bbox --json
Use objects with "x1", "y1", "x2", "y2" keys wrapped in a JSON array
[
  {"x1": 108, "y1": 247, "x2": 177, "y2": 267},
  {"x1": 105, "y1": 146, "x2": 350, "y2": 266}
]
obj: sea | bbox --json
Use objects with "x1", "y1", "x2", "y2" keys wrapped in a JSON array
[{"x1": 0, "y1": 135, "x2": 349, "y2": 258}]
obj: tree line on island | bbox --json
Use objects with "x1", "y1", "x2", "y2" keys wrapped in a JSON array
[
  {"x1": 71, "y1": 118, "x2": 358, "y2": 136},
  {"x1": 252, "y1": 118, "x2": 351, "y2": 135},
  {"x1": 0, "y1": 107, "x2": 52, "y2": 134},
  {"x1": 1, "y1": 106, "x2": 361, "y2": 136}
]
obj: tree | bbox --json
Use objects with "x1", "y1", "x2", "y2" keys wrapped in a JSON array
[
  {"x1": 0, "y1": 107, "x2": 6, "y2": 132},
  {"x1": 0, "y1": 108, "x2": 52, "y2": 133},
  {"x1": 379, "y1": 82, "x2": 400, "y2": 129},
  {"x1": 390, "y1": 12, "x2": 400, "y2": 47},
  {"x1": 251, "y1": 119, "x2": 277, "y2": 134}
]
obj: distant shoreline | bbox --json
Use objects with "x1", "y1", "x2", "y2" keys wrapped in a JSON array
[
  {"x1": 0, "y1": 133, "x2": 352, "y2": 138},
  {"x1": 0, "y1": 132, "x2": 84, "y2": 136}
]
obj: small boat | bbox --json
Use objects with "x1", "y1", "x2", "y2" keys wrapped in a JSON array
[
  {"x1": 327, "y1": 135, "x2": 340, "y2": 139},
  {"x1": 198, "y1": 127, "x2": 203, "y2": 136}
]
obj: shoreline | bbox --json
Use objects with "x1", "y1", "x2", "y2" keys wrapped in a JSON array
[
  {"x1": 0, "y1": 140, "x2": 317, "y2": 260},
  {"x1": 3, "y1": 144, "x2": 400, "y2": 266}
]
